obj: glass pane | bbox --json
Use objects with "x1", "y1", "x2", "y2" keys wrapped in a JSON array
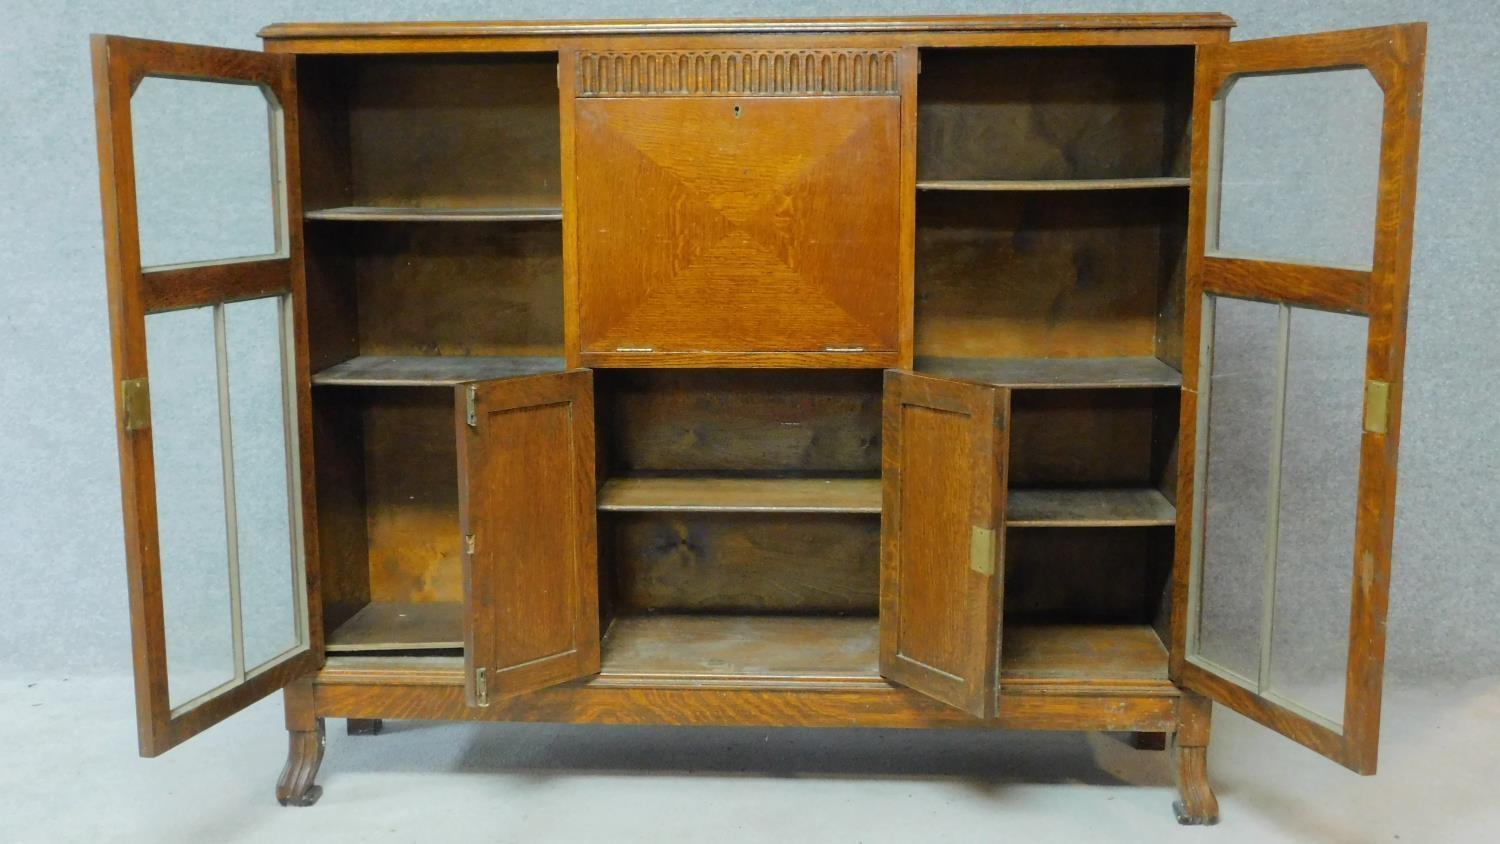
[
  {"x1": 145, "y1": 306, "x2": 234, "y2": 709},
  {"x1": 224, "y1": 296, "x2": 303, "y2": 670},
  {"x1": 1195, "y1": 295, "x2": 1280, "y2": 682},
  {"x1": 1212, "y1": 70, "x2": 1383, "y2": 269},
  {"x1": 132, "y1": 78, "x2": 280, "y2": 269},
  {"x1": 1268, "y1": 308, "x2": 1367, "y2": 726}
]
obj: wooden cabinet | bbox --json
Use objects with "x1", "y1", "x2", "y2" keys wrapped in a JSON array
[{"x1": 91, "y1": 13, "x2": 1427, "y2": 822}]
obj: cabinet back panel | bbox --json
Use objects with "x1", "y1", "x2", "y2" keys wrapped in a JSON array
[
  {"x1": 597, "y1": 370, "x2": 883, "y2": 475},
  {"x1": 337, "y1": 54, "x2": 561, "y2": 208},
  {"x1": 349, "y1": 222, "x2": 563, "y2": 357},
  {"x1": 312, "y1": 391, "x2": 370, "y2": 632},
  {"x1": 916, "y1": 191, "x2": 1183, "y2": 360},
  {"x1": 1004, "y1": 528, "x2": 1153, "y2": 624},
  {"x1": 1008, "y1": 389, "x2": 1159, "y2": 487},
  {"x1": 918, "y1": 47, "x2": 1193, "y2": 182},
  {"x1": 606, "y1": 513, "x2": 880, "y2": 614},
  {"x1": 361, "y1": 389, "x2": 463, "y2": 604}
]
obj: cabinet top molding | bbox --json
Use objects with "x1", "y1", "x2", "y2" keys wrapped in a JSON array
[{"x1": 258, "y1": 13, "x2": 1237, "y2": 42}]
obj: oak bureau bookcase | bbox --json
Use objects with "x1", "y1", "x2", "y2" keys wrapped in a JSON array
[{"x1": 91, "y1": 13, "x2": 1426, "y2": 823}]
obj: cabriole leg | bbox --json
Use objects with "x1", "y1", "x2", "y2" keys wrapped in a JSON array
[
  {"x1": 1173, "y1": 691, "x2": 1220, "y2": 825},
  {"x1": 276, "y1": 677, "x2": 326, "y2": 807}
]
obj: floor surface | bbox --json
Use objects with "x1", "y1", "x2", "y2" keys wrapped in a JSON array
[{"x1": 2, "y1": 675, "x2": 1495, "y2": 842}]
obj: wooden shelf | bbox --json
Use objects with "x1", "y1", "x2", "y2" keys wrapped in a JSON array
[
  {"x1": 312, "y1": 355, "x2": 566, "y2": 387},
  {"x1": 1007, "y1": 488, "x2": 1176, "y2": 528},
  {"x1": 304, "y1": 206, "x2": 562, "y2": 222},
  {"x1": 916, "y1": 177, "x2": 1190, "y2": 192},
  {"x1": 598, "y1": 477, "x2": 881, "y2": 514},
  {"x1": 1002, "y1": 624, "x2": 1169, "y2": 683},
  {"x1": 917, "y1": 356, "x2": 1182, "y2": 390},
  {"x1": 600, "y1": 616, "x2": 879, "y2": 682},
  {"x1": 326, "y1": 602, "x2": 462, "y2": 653},
  {"x1": 598, "y1": 615, "x2": 1169, "y2": 688}
]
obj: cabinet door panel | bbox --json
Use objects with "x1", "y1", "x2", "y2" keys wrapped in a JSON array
[
  {"x1": 458, "y1": 370, "x2": 600, "y2": 703},
  {"x1": 1173, "y1": 24, "x2": 1425, "y2": 774},
  {"x1": 880, "y1": 370, "x2": 1007, "y2": 717},
  {"x1": 93, "y1": 35, "x2": 318, "y2": 757}
]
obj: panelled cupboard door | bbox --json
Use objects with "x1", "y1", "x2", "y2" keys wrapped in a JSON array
[
  {"x1": 457, "y1": 370, "x2": 601, "y2": 705},
  {"x1": 1174, "y1": 24, "x2": 1426, "y2": 774},
  {"x1": 880, "y1": 371, "x2": 1008, "y2": 718},
  {"x1": 92, "y1": 35, "x2": 319, "y2": 757}
]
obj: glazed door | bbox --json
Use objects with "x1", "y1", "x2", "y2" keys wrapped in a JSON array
[
  {"x1": 457, "y1": 370, "x2": 601, "y2": 705},
  {"x1": 93, "y1": 36, "x2": 318, "y2": 756},
  {"x1": 879, "y1": 371, "x2": 1008, "y2": 718},
  {"x1": 1175, "y1": 25, "x2": 1426, "y2": 773}
]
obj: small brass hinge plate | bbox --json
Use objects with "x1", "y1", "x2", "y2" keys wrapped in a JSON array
[
  {"x1": 122, "y1": 378, "x2": 150, "y2": 431},
  {"x1": 465, "y1": 385, "x2": 478, "y2": 427},
  {"x1": 969, "y1": 526, "x2": 996, "y2": 576},
  {"x1": 1364, "y1": 380, "x2": 1391, "y2": 434},
  {"x1": 464, "y1": 533, "x2": 476, "y2": 555},
  {"x1": 474, "y1": 667, "x2": 489, "y2": 707}
]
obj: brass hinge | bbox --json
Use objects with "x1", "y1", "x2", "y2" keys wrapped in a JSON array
[
  {"x1": 474, "y1": 667, "x2": 489, "y2": 707},
  {"x1": 1364, "y1": 380, "x2": 1392, "y2": 434},
  {"x1": 969, "y1": 526, "x2": 996, "y2": 576},
  {"x1": 465, "y1": 385, "x2": 478, "y2": 427},
  {"x1": 464, "y1": 533, "x2": 476, "y2": 555},
  {"x1": 121, "y1": 378, "x2": 150, "y2": 431}
]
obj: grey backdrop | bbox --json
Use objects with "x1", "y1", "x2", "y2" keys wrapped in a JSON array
[{"x1": 1, "y1": 0, "x2": 1496, "y2": 687}]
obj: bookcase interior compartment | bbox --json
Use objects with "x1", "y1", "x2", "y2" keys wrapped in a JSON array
[
  {"x1": 914, "y1": 189, "x2": 1188, "y2": 367},
  {"x1": 594, "y1": 369, "x2": 884, "y2": 478},
  {"x1": 594, "y1": 369, "x2": 883, "y2": 624},
  {"x1": 1002, "y1": 387, "x2": 1179, "y2": 635},
  {"x1": 917, "y1": 46, "x2": 1194, "y2": 183},
  {"x1": 313, "y1": 387, "x2": 464, "y2": 654},
  {"x1": 304, "y1": 219, "x2": 564, "y2": 384},
  {"x1": 298, "y1": 53, "x2": 562, "y2": 213}
]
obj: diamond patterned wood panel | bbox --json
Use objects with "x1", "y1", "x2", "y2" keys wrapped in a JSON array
[{"x1": 574, "y1": 95, "x2": 902, "y2": 361}]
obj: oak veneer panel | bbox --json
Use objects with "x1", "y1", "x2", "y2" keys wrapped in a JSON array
[
  {"x1": 307, "y1": 206, "x2": 562, "y2": 222},
  {"x1": 915, "y1": 190, "x2": 1183, "y2": 360},
  {"x1": 326, "y1": 602, "x2": 462, "y2": 652},
  {"x1": 918, "y1": 355, "x2": 1182, "y2": 389},
  {"x1": 599, "y1": 477, "x2": 882, "y2": 513},
  {"x1": 917, "y1": 47, "x2": 1193, "y2": 182},
  {"x1": 313, "y1": 355, "x2": 566, "y2": 387},
  {"x1": 596, "y1": 370, "x2": 883, "y2": 475},
  {"x1": 1007, "y1": 488, "x2": 1176, "y2": 528},
  {"x1": 574, "y1": 95, "x2": 901, "y2": 358},
  {"x1": 896, "y1": 405, "x2": 971, "y2": 675},
  {"x1": 605, "y1": 512, "x2": 879, "y2": 614}
]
